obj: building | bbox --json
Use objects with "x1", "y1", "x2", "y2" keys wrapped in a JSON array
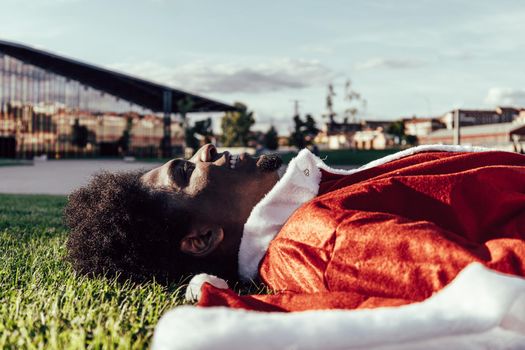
[
  {"x1": 361, "y1": 120, "x2": 394, "y2": 132},
  {"x1": 315, "y1": 121, "x2": 361, "y2": 149},
  {"x1": 0, "y1": 40, "x2": 234, "y2": 158},
  {"x1": 404, "y1": 117, "x2": 445, "y2": 137},
  {"x1": 353, "y1": 127, "x2": 395, "y2": 150},
  {"x1": 439, "y1": 107, "x2": 521, "y2": 130},
  {"x1": 421, "y1": 122, "x2": 525, "y2": 151}
]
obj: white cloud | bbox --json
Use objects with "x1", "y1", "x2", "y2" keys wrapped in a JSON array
[
  {"x1": 354, "y1": 57, "x2": 426, "y2": 71},
  {"x1": 108, "y1": 58, "x2": 334, "y2": 94},
  {"x1": 484, "y1": 87, "x2": 525, "y2": 107}
]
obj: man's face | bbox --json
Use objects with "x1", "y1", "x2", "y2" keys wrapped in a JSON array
[{"x1": 141, "y1": 144, "x2": 281, "y2": 226}]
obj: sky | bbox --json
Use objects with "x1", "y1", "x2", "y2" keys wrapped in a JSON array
[{"x1": 1, "y1": 0, "x2": 525, "y2": 134}]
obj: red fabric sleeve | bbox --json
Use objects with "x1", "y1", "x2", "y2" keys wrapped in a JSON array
[{"x1": 198, "y1": 282, "x2": 411, "y2": 312}]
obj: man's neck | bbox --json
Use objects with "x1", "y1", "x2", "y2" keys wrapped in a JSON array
[{"x1": 238, "y1": 149, "x2": 325, "y2": 281}]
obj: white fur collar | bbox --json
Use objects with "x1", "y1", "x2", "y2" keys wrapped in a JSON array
[
  {"x1": 238, "y1": 149, "x2": 324, "y2": 281},
  {"x1": 237, "y1": 144, "x2": 495, "y2": 281}
]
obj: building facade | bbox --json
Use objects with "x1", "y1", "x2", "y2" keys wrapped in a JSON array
[
  {"x1": 404, "y1": 117, "x2": 445, "y2": 137},
  {"x1": 438, "y1": 108, "x2": 521, "y2": 130},
  {"x1": 315, "y1": 120, "x2": 396, "y2": 150},
  {"x1": 353, "y1": 128, "x2": 395, "y2": 150},
  {"x1": 0, "y1": 40, "x2": 233, "y2": 158},
  {"x1": 421, "y1": 122, "x2": 525, "y2": 151}
]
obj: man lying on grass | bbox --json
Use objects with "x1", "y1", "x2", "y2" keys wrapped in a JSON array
[
  {"x1": 65, "y1": 143, "x2": 525, "y2": 311},
  {"x1": 65, "y1": 144, "x2": 281, "y2": 283}
]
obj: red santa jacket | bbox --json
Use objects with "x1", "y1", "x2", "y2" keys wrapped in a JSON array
[{"x1": 194, "y1": 146, "x2": 525, "y2": 312}]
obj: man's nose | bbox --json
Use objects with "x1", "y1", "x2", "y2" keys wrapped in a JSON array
[{"x1": 196, "y1": 144, "x2": 217, "y2": 162}]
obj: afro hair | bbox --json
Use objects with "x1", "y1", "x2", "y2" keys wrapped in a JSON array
[{"x1": 64, "y1": 170, "x2": 191, "y2": 283}]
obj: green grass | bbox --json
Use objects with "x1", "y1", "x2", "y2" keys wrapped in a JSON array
[
  {"x1": 279, "y1": 148, "x2": 401, "y2": 165},
  {"x1": 0, "y1": 194, "x2": 188, "y2": 349},
  {"x1": 0, "y1": 159, "x2": 33, "y2": 167}
]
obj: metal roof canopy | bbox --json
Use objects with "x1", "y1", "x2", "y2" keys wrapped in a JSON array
[{"x1": 0, "y1": 39, "x2": 236, "y2": 114}]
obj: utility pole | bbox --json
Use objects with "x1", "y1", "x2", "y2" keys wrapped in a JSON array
[
  {"x1": 162, "y1": 90, "x2": 172, "y2": 158},
  {"x1": 291, "y1": 99, "x2": 301, "y2": 117},
  {"x1": 453, "y1": 109, "x2": 461, "y2": 145}
]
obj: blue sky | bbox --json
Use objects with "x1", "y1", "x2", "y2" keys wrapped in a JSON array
[{"x1": 1, "y1": 0, "x2": 525, "y2": 134}]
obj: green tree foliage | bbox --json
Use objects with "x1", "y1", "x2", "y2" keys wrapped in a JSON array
[
  {"x1": 186, "y1": 118, "x2": 213, "y2": 151},
  {"x1": 289, "y1": 115, "x2": 306, "y2": 149},
  {"x1": 325, "y1": 84, "x2": 336, "y2": 123},
  {"x1": 185, "y1": 127, "x2": 199, "y2": 151},
  {"x1": 405, "y1": 134, "x2": 419, "y2": 146},
  {"x1": 172, "y1": 96, "x2": 194, "y2": 152},
  {"x1": 387, "y1": 120, "x2": 405, "y2": 140},
  {"x1": 221, "y1": 102, "x2": 255, "y2": 147},
  {"x1": 193, "y1": 118, "x2": 213, "y2": 139},
  {"x1": 177, "y1": 96, "x2": 194, "y2": 123},
  {"x1": 71, "y1": 118, "x2": 88, "y2": 149},
  {"x1": 387, "y1": 120, "x2": 418, "y2": 145},
  {"x1": 118, "y1": 116, "x2": 133, "y2": 155},
  {"x1": 263, "y1": 125, "x2": 279, "y2": 150},
  {"x1": 304, "y1": 114, "x2": 320, "y2": 138},
  {"x1": 289, "y1": 114, "x2": 319, "y2": 149}
]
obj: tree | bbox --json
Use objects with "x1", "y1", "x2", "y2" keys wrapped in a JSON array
[
  {"x1": 323, "y1": 80, "x2": 366, "y2": 125},
  {"x1": 193, "y1": 118, "x2": 213, "y2": 140},
  {"x1": 221, "y1": 102, "x2": 255, "y2": 147},
  {"x1": 304, "y1": 114, "x2": 319, "y2": 139},
  {"x1": 71, "y1": 118, "x2": 88, "y2": 149},
  {"x1": 325, "y1": 84, "x2": 337, "y2": 124},
  {"x1": 387, "y1": 120, "x2": 405, "y2": 144},
  {"x1": 177, "y1": 96, "x2": 194, "y2": 150},
  {"x1": 118, "y1": 116, "x2": 133, "y2": 155},
  {"x1": 344, "y1": 79, "x2": 366, "y2": 123},
  {"x1": 387, "y1": 120, "x2": 419, "y2": 146},
  {"x1": 185, "y1": 127, "x2": 200, "y2": 151},
  {"x1": 263, "y1": 125, "x2": 279, "y2": 150},
  {"x1": 289, "y1": 114, "x2": 319, "y2": 149},
  {"x1": 186, "y1": 117, "x2": 213, "y2": 151},
  {"x1": 289, "y1": 115, "x2": 306, "y2": 149},
  {"x1": 405, "y1": 134, "x2": 419, "y2": 146}
]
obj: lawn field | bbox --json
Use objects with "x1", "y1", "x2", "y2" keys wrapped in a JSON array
[
  {"x1": 278, "y1": 148, "x2": 401, "y2": 165},
  {"x1": 0, "y1": 194, "x2": 188, "y2": 349},
  {"x1": 0, "y1": 159, "x2": 33, "y2": 167}
]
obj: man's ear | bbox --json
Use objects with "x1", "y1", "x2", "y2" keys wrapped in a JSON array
[{"x1": 180, "y1": 225, "x2": 224, "y2": 257}]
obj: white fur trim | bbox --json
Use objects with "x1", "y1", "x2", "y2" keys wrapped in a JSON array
[
  {"x1": 238, "y1": 144, "x2": 498, "y2": 281},
  {"x1": 153, "y1": 264, "x2": 525, "y2": 350},
  {"x1": 238, "y1": 149, "x2": 322, "y2": 281},
  {"x1": 185, "y1": 274, "x2": 228, "y2": 302},
  {"x1": 316, "y1": 144, "x2": 497, "y2": 175}
]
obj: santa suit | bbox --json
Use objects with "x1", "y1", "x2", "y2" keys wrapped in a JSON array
[{"x1": 153, "y1": 146, "x2": 525, "y2": 350}]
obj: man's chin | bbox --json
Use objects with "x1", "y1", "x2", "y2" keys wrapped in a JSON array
[{"x1": 256, "y1": 154, "x2": 283, "y2": 173}]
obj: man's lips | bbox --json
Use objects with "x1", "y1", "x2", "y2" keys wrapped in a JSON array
[
  {"x1": 230, "y1": 153, "x2": 250, "y2": 170},
  {"x1": 213, "y1": 152, "x2": 280, "y2": 172}
]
